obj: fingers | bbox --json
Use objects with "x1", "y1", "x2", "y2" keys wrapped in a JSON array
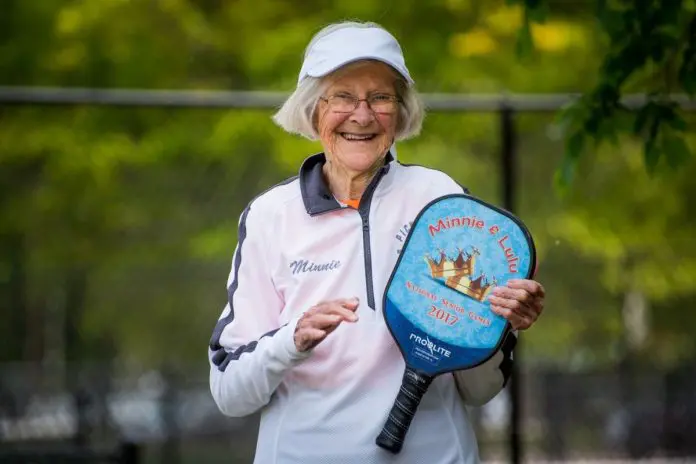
[
  {"x1": 311, "y1": 298, "x2": 360, "y2": 322},
  {"x1": 493, "y1": 280, "x2": 544, "y2": 315},
  {"x1": 294, "y1": 297, "x2": 360, "y2": 352},
  {"x1": 305, "y1": 313, "x2": 344, "y2": 330},
  {"x1": 334, "y1": 297, "x2": 360, "y2": 311},
  {"x1": 488, "y1": 295, "x2": 537, "y2": 320},
  {"x1": 491, "y1": 286, "x2": 533, "y2": 306},
  {"x1": 489, "y1": 303, "x2": 533, "y2": 330},
  {"x1": 507, "y1": 279, "x2": 545, "y2": 299},
  {"x1": 488, "y1": 279, "x2": 545, "y2": 330}
]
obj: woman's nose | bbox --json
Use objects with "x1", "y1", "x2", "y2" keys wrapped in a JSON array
[{"x1": 349, "y1": 100, "x2": 375, "y2": 126}]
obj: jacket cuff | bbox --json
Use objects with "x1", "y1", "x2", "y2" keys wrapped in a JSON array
[{"x1": 277, "y1": 315, "x2": 313, "y2": 363}]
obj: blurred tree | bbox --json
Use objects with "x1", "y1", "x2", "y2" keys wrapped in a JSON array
[
  {"x1": 510, "y1": 0, "x2": 696, "y2": 184},
  {"x1": 0, "y1": 0, "x2": 694, "y2": 372}
]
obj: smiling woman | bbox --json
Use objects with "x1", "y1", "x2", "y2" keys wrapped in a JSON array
[
  {"x1": 272, "y1": 23, "x2": 424, "y2": 203},
  {"x1": 208, "y1": 20, "x2": 546, "y2": 464},
  {"x1": 315, "y1": 61, "x2": 401, "y2": 201}
]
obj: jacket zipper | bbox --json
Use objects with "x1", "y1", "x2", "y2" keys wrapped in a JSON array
[
  {"x1": 358, "y1": 165, "x2": 389, "y2": 310},
  {"x1": 359, "y1": 212, "x2": 375, "y2": 309}
]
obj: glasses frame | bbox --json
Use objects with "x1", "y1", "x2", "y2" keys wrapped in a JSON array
[{"x1": 319, "y1": 93, "x2": 402, "y2": 114}]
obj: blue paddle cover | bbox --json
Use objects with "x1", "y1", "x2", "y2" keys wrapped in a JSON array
[{"x1": 383, "y1": 194, "x2": 536, "y2": 376}]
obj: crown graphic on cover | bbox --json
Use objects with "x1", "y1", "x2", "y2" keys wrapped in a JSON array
[{"x1": 425, "y1": 248, "x2": 498, "y2": 302}]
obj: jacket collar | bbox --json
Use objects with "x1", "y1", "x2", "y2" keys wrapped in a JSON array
[{"x1": 299, "y1": 151, "x2": 394, "y2": 216}]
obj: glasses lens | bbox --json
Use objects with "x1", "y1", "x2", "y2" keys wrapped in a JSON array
[
  {"x1": 329, "y1": 95, "x2": 357, "y2": 112},
  {"x1": 369, "y1": 95, "x2": 397, "y2": 114}
]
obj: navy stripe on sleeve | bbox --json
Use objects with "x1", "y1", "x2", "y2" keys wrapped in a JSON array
[
  {"x1": 214, "y1": 327, "x2": 283, "y2": 371},
  {"x1": 208, "y1": 176, "x2": 299, "y2": 371},
  {"x1": 208, "y1": 205, "x2": 277, "y2": 372},
  {"x1": 209, "y1": 205, "x2": 250, "y2": 353}
]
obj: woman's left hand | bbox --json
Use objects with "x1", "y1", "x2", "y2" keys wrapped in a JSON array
[{"x1": 488, "y1": 279, "x2": 545, "y2": 330}]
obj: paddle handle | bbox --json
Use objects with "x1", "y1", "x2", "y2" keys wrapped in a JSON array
[{"x1": 376, "y1": 366, "x2": 434, "y2": 454}]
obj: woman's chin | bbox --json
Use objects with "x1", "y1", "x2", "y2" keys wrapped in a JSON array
[{"x1": 332, "y1": 143, "x2": 389, "y2": 171}]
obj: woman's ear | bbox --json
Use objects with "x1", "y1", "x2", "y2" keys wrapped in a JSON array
[
  {"x1": 312, "y1": 102, "x2": 326, "y2": 140},
  {"x1": 312, "y1": 109, "x2": 319, "y2": 135}
]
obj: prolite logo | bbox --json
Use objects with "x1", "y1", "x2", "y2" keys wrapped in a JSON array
[{"x1": 409, "y1": 333, "x2": 451, "y2": 358}]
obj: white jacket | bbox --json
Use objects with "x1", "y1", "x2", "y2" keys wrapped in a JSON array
[{"x1": 208, "y1": 153, "x2": 516, "y2": 464}]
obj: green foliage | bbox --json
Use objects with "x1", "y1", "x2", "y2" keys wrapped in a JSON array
[
  {"x1": 514, "y1": 0, "x2": 696, "y2": 184},
  {"x1": 506, "y1": 0, "x2": 549, "y2": 57}
]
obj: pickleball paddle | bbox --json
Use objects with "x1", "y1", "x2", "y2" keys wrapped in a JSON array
[{"x1": 376, "y1": 193, "x2": 536, "y2": 454}]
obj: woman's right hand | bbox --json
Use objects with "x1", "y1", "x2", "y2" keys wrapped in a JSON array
[{"x1": 294, "y1": 297, "x2": 360, "y2": 352}]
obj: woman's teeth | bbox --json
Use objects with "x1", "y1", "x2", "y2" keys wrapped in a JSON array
[{"x1": 341, "y1": 133, "x2": 376, "y2": 141}]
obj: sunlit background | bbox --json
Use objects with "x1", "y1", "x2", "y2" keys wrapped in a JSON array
[{"x1": 1, "y1": 1, "x2": 695, "y2": 463}]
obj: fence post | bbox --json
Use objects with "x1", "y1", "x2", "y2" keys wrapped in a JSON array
[
  {"x1": 500, "y1": 105, "x2": 522, "y2": 464},
  {"x1": 119, "y1": 441, "x2": 141, "y2": 464},
  {"x1": 541, "y1": 368, "x2": 567, "y2": 459},
  {"x1": 73, "y1": 386, "x2": 91, "y2": 447}
]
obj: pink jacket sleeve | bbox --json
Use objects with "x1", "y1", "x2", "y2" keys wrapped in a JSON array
[
  {"x1": 208, "y1": 203, "x2": 310, "y2": 417},
  {"x1": 453, "y1": 331, "x2": 517, "y2": 406}
]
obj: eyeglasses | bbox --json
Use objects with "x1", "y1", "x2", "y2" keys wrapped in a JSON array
[{"x1": 319, "y1": 93, "x2": 401, "y2": 114}]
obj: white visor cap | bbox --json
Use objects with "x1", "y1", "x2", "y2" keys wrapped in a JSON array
[{"x1": 298, "y1": 26, "x2": 414, "y2": 86}]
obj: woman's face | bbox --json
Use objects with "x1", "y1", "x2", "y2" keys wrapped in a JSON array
[{"x1": 316, "y1": 61, "x2": 399, "y2": 173}]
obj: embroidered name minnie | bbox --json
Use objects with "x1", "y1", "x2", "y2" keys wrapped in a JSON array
[{"x1": 289, "y1": 259, "x2": 342, "y2": 275}]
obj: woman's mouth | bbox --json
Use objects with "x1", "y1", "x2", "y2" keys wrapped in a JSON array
[{"x1": 340, "y1": 132, "x2": 377, "y2": 141}]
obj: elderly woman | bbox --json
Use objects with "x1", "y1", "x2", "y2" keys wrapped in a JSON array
[{"x1": 208, "y1": 21, "x2": 545, "y2": 464}]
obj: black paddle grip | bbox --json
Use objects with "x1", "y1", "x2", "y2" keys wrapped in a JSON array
[{"x1": 376, "y1": 366, "x2": 434, "y2": 454}]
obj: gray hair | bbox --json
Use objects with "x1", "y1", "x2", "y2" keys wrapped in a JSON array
[{"x1": 272, "y1": 21, "x2": 425, "y2": 141}]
